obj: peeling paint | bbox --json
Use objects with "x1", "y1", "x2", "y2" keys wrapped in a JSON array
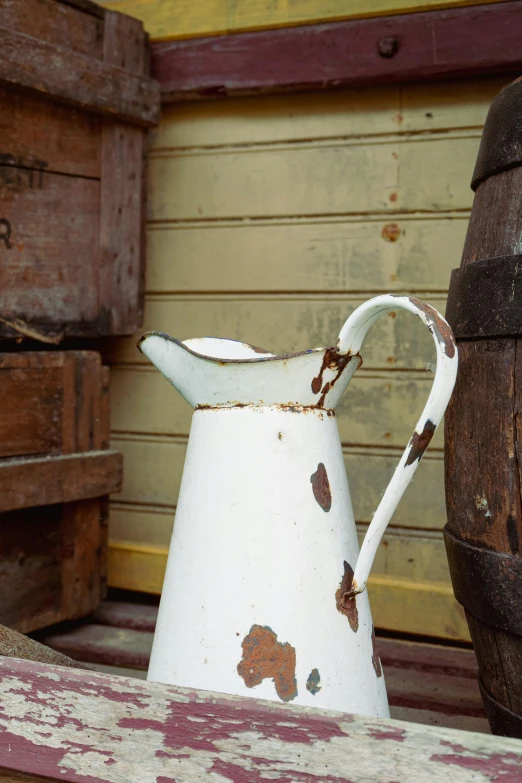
[
  {"x1": 306, "y1": 669, "x2": 321, "y2": 696},
  {"x1": 335, "y1": 561, "x2": 359, "y2": 632},
  {"x1": 310, "y1": 347, "x2": 356, "y2": 407},
  {"x1": 371, "y1": 627, "x2": 383, "y2": 678},
  {"x1": 409, "y1": 297, "x2": 456, "y2": 359},
  {"x1": 405, "y1": 420, "x2": 436, "y2": 466},
  {"x1": 311, "y1": 463, "x2": 332, "y2": 512},
  {"x1": 368, "y1": 727, "x2": 406, "y2": 742},
  {"x1": 237, "y1": 625, "x2": 298, "y2": 703},
  {"x1": 0, "y1": 656, "x2": 519, "y2": 783}
]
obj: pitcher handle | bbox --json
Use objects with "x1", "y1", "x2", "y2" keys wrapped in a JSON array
[{"x1": 337, "y1": 294, "x2": 458, "y2": 596}]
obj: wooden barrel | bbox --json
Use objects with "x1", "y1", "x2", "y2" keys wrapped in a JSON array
[{"x1": 445, "y1": 75, "x2": 522, "y2": 738}]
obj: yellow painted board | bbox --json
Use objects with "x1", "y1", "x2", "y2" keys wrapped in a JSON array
[
  {"x1": 99, "y1": 0, "x2": 510, "y2": 43},
  {"x1": 148, "y1": 133, "x2": 480, "y2": 221},
  {"x1": 106, "y1": 294, "x2": 442, "y2": 370},
  {"x1": 145, "y1": 217, "x2": 466, "y2": 294},
  {"x1": 152, "y1": 77, "x2": 508, "y2": 150},
  {"x1": 368, "y1": 576, "x2": 468, "y2": 641},
  {"x1": 112, "y1": 436, "x2": 445, "y2": 530},
  {"x1": 110, "y1": 365, "x2": 443, "y2": 449},
  {"x1": 107, "y1": 531, "x2": 468, "y2": 640}
]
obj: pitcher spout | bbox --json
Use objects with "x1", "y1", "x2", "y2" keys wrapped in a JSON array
[{"x1": 137, "y1": 331, "x2": 361, "y2": 411}]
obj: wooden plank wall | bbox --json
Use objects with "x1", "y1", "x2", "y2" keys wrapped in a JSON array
[
  {"x1": 100, "y1": 0, "x2": 511, "y2": 41},
  {"x1": 105, "y1": 74, "x2": 514, "y2": 642}
]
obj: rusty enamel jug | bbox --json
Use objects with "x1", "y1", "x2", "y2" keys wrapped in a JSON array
[{"x1": 139, "y1": 295, "x2": 457, "y2": 717}]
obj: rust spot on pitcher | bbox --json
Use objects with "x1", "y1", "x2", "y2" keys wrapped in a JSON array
[
  {"x1": 405, "y1": 419, "x2": 436, "y2": 466},
  {"x1": 237, "y1": 625, "x2": 298, "y2": 702},
  {"x1": 306, "y1": 668, "x2": 321, "y2": 695},
  {"x1": 408, "y1": 297, "x2": 456, "y2": 359},
  {"x1": 336, "y1": 561, "x2": 359, "y2": 632},
  {"x1": 311, "y1": 463, "x2": 332, "y2": 512},
  {"x1": 311, "y1": 347, "x2": 357, "y2": 407},
  {"x1": 371, "y1": 626, "x2": 383, "y2": 677}
]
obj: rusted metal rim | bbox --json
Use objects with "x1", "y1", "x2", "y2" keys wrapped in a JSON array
[
  {"x1": 471, "y1": 78, "x2": 522, "y2": 191},
  {"x1": 445, "y1": 255, "x2": 522, "y2": 340},
  {"x1": 479, "y1": 679, "x2": 522, "y2": 738},
  {"x1": 137, "y1": 331, "x2": 341, "y2": 365},
  {"x1": 444, "y1": 526, "x2": 522, "y2": 636}
]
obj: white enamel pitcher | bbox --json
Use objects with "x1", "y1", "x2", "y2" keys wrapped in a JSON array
[{"x1": 139, "y1": 295, "x2": 457, "y2": 717}]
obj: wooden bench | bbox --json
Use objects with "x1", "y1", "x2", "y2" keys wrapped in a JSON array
[{"x1": 0, "y1": 653, "x2": 518, "y2": 783}]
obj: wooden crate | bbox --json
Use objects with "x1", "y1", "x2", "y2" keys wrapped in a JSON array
[
  {"x1": 0, "y1": 351, "x2": 122, "y2": 634},
  {"x1": 0, "y1": 0, "x2": 160, "y2": 342}
]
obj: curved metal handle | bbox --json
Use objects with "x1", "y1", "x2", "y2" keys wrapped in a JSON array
[{"x1": 337, "y1": 295, "x2": 458, "y2": 595}]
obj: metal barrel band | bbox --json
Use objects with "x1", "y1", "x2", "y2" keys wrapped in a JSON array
[
  {"x1": 445, "y1": 255, "x2": 522, "y2": 340},
  {"x1": 479, "y1": 679, "x2": 522, "y2": 739},
  {"x1": 444, "y1": 526, "x2": 522, "y2": 636},
  {"x1": 471, "y1": 77, "x2": 522, "y2": 191}
]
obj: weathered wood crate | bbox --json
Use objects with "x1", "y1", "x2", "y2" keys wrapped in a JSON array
[
  {"x1": 0, "y1": 0, "x2": 160, "y2": 341},
  {"x1": 0, "y1": 352, "x2": 122, "y2": 633}
]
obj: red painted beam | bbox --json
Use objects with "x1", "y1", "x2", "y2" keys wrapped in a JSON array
[{"x1": 152, "y1": 1, "x2": 522, "y2": 102}]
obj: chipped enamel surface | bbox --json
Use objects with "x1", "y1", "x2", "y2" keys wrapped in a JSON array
[
  {"x1": 0, "y1": 657, "x2": 520, "y2": 783},
  {"x1": 141, "y1": 294, "x2": 457, "y2": 718}
]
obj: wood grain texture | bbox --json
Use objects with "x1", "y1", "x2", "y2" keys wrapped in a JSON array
[
  {"x1": 0, "y1": 352, "x2": 116, "y2": 633},
  {"x1": 444, "y1": 78, "x2": 522, "y2": 735},
  {"x1": 150, "y1": 3, "x2": 522, "y2": 100},
  {"x1": 0, "y1": 451, "x2": 122, "y2": 512},
  {"x1": 0, "y1": 21, "x2": 159, "y2": 126},
  {"x1": 0, "y1": 83, "x2": 101, "y2": 178},
  {"x1": 99, "y1": 0, "x2": 513, "y2": 42},
  {"x1": 99, "y1": 12, "x2": 147, "y2": 335},
  {"x1": 0, "y1": 169, "x2": 100, "y2": 337},
  {"x1": 0, "y1": 0, "x2": 104, "y2": 57},
  {"x1": 0, "y1": 624, "x2": 85, "y2": 669},
  {"x1": 0, "y1": 655, "x2": 506, "y2": 782},
  {"x1": 445, "y1": 339, "x2": 522, "y2": 552},
  {"x1": 0, "y1": 3, "x2": 156, "y2": 340}
]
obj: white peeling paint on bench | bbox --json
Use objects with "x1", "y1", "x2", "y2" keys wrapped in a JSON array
[{"x1": 0, "y1": 657, "x2": 519, "y2": 782}]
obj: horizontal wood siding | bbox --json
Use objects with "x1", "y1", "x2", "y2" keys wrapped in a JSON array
[
  {"x1": 107, "y1": 75, "x2": 513, "y2": 641},
  {"x1": 99, "y1": 0, "x2": 512, "y2": 41}
]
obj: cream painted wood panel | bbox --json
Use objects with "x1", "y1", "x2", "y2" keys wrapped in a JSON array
[
  {"x1": 153, "y1": 78, "x2": 507, "y2": 149},
  {"x1": 111, "y1": 366, "x2": 443, "y2": 449},
  {"x1": 149, "y1": 133, "x2": 480, "y2": 221},
  {"x1": 106, "y1": 293, "x2": 443, "y2": 369},
  {"x1": 112, "y1": 435, "x2": 445, "y2": 530},
  {"x1": 146, "y1": 217, "x2": 466, "y2": 293}
]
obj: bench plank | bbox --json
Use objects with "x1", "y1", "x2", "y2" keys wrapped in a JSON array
[{"x1": 0, "y1": 656, "x2": 517, "y2": 782}]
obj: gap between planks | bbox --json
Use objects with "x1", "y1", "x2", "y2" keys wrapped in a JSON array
[
  {"x1": 149, "y1": 127, "x2": 484, "y2": 157},
  {"x1": 146, "y1": 209, "x2": 473, "y2": 226},
  {"x1": 147, "y1": 210, "x2": 471, "y2": 228}
]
